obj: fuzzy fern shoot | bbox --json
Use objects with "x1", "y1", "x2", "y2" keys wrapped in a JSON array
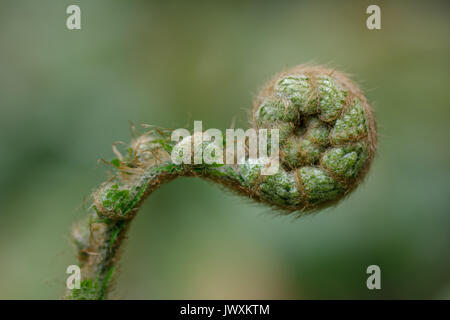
[{"x1": 66, "y1": 65, "x2": 377, "y2": 300}]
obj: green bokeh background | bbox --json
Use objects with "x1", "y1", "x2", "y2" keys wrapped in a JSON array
[{"x1": 0, "y1": 0, "x2": 449, "y2": 299}]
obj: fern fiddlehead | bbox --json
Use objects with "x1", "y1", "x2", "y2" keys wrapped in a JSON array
[{"x1": 66, "y1": 65, "x2": 377, "y2": 299}]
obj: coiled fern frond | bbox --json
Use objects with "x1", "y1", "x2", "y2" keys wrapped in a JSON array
[{"x1": 66, "y1": 65, "x2": 377, "y2": 300}]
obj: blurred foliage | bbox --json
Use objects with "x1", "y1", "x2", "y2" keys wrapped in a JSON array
[{"x1": 0, "y1": 0, "x2": 449, "y2": 299}]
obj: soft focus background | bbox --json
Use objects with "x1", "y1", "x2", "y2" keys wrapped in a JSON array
[{"x1": 0, "y1": 0, "x2": 449, "y2": 299}]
